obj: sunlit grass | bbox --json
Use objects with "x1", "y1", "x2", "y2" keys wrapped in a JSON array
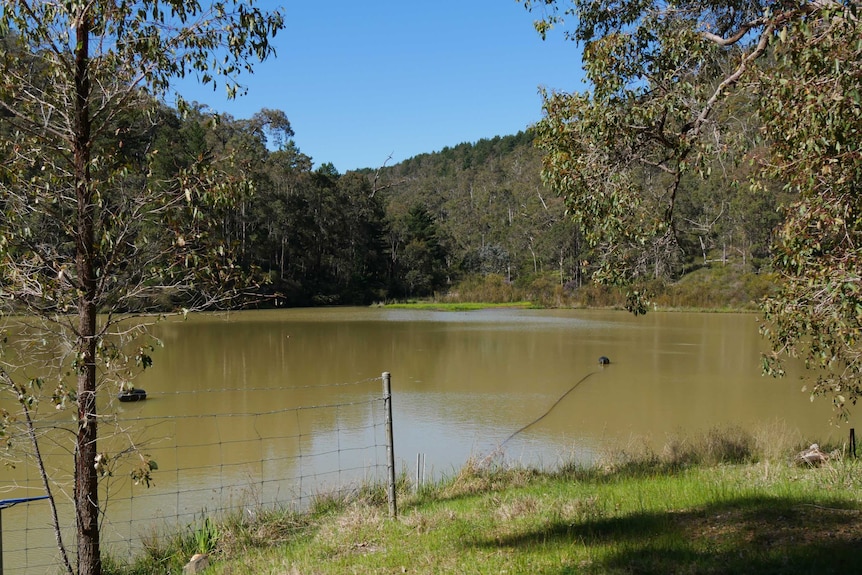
[
  {"x1": 380, "y1": 265, "x2": 778, "y2": 312},
  {"x1": 106, "y1": 428, "x2": 862, "y2": 575}
]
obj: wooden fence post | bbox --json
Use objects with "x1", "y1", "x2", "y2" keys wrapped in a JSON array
[{"x1": 383, "y1": 372, "x2": 397, "y2": 518}]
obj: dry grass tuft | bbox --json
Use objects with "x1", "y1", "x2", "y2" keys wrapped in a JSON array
[
  {"x1": 338, "y1": 503, "x2": 384, "y2": 531},
  {"x1": 493, "y1": 495, "x2": 539, "y2": 521},
  {"x1": 751, "y1": 420, "x2": 808, "y2": 462},
  {"x1": 315, "y1": 501, "x2": 383, "y2": 547},
  {"x1": 559, "y1": 495, "x2": 605, "y2": 523},
  {"x1": 438, "y1": 455, "x2": 541, "y2": 501},
  {"x1": 401, "y1": 510, "x2": 432, "y2": 533},
  {"x1": 578, "y1": 426, "x2": 766, "y2": 478},
  {"x1": 699, "y1": 425, "x2": 755, "y2": 464}
]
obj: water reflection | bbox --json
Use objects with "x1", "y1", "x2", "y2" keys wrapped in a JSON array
[{"x1": 136, "y1": 307, "x2": 837, "y2": 468}]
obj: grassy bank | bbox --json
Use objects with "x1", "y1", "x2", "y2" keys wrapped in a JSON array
[
  {"x1": 388, "y1": 265, "x2": 777, "y2": 311},
  {"x1": 108, "y1": 429, "x2": 862, "y2": 575}
]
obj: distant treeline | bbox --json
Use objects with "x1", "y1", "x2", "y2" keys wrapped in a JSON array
[
  {"x1": 4, "y1": 96, "x2": 780, "y2": 310},
  {"x1": 370, "y1": 117, "x2": 781, "y2": 305},
  {"x1": 108, "y1": 102, "x2": 581, "y2": 308}
]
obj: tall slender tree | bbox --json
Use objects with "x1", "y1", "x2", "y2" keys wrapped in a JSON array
[{"x1": 0, "y1": 2, "x2": 283, "y2": 574}]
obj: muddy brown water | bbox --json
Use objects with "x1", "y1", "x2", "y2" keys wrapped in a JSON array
[{"x1": 1, "y1": 307, "x2": 843, "y2": 572}]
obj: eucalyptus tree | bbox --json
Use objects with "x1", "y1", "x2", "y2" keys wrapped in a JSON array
[
  {"x1": 335, "y1": 171, "x2": 390, "y2": 303},
  {"x1": 399, "y1": 204, "x2": 450, "y2": 297},
  {"x1": 297, "y1": 165, "x2": 390, "y2": 304},
  {"x1": 523, "y1": 0, "x2": 862, "y2": 414},
  {"x1": 246, "y1": 138, "x2": 313, "y2": 290},
  {"x1": 756, "y1": 4, "x2": 862, "y2": 417},
  {"x1": 0, "y1": 2, "x2": 283, "y2": 574}
]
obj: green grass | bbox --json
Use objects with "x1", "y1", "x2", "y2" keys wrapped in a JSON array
[
  {"x1": 382, "y1": 265, "x2": 778, "y2": 313},
  {"x1": 106, "y1": 429, "x2": 862, "y2": 575}
]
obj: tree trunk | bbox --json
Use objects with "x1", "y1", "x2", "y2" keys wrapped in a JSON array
[
  {"x1": 280, "y1": 237, "x2": 286, "y2": 280},
  {"x1": 74, "y1": 15, "x2": 101, "y2": 575}
]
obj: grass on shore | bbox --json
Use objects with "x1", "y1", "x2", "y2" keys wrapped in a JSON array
[
  {"x1": 107, "y1": 426, "x2": 862, "y2": 575},
  {"x1": 380, "y1": 265, "x2": 777, "y2": 312}
]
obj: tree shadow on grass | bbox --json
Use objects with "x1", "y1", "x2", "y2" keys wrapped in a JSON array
[{"x1": 468, "y1": 495, "x2": 862, "y2": 575}]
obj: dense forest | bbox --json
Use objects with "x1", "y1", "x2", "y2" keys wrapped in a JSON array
[
  {"x1": 0, "y1": 8, "x2": 826, "y2": 313},
  {"x1": 1, "y1": 96, "x2": 779, "y2": 308},
  {"x1": 188, "y1": 108, "x2": 791, "y2": 308},
  {"x1": 372, "y1": 125, "x2": 781, "y2": 302},
  {"x1": 1, "y1": 19, "x2": 789, "y2": 312},
  {"x1": 1, "y1": 85, "x2": 784, "y2": 312},
  {"x1": 68, "y1": 100, "x2": 781, "y2": 310}
]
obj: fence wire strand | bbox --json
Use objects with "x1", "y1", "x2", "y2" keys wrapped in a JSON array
[{"x1": 2, "y1": 375, "x2": 390, "y2": 575}]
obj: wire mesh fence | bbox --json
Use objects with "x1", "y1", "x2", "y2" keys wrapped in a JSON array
[{"x1": 1, "y1": 374, "x2": 392, "y2": 575}]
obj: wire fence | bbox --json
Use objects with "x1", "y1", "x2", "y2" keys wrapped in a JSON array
[{"x1": 1, "y1": 374, "x2": 393, "y2": 575}]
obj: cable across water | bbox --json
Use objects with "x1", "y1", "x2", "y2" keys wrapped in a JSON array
[{"x1": 500, "y1": 369, "x2": 602, "y2": 448}]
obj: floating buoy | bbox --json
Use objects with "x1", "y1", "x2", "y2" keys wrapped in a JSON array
[
  {"x1": 598, "y1": 356, "x2": 610, "y2": 365},
  {"x1": 118, "y1": 388, "x2": 147, "y2": 402}
]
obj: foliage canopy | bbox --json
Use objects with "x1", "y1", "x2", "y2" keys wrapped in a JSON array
[
  {"x1": 0, "y1": 2, "x2": 283, "y2": 574},
  {"x1": 523, "y1": 0, "x2": 862, "y2": 414}
]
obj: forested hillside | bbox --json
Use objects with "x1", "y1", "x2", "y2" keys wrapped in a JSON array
[
  {"x1": 1, "y1": 96, "x2": 784, "y2": 310},
  {"x1": 171, "y1": 121, "x2": 583, "y2": 306},
  {"x1": 370, "y1": 132, "x2": 580, "y2": 296},
  {"x1": 373, "y1": 125, "x2": 781, "y2": 303},
  {"x1": 235, "y1": 111, "x2": 783, "y2": 307},
  {"x1": 1, "y1": 21, "x2": 789, "y2": 312}
]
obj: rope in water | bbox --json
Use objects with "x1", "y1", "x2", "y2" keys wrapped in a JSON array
[{"x1": 500, "y1": 370, "x2": 600, "y2": 448}]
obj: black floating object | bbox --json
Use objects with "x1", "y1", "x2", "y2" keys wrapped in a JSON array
[
  {"x1": 118, "y1": 388, "x2": 147, "y2": 402},
  {"x1": 598, "y1": 356, "x2": 610, "y2": 365}
]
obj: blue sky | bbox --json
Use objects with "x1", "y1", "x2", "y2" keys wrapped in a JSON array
[{"x1": 174, "y1": 1, "x2": 585, "y2": 173}]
